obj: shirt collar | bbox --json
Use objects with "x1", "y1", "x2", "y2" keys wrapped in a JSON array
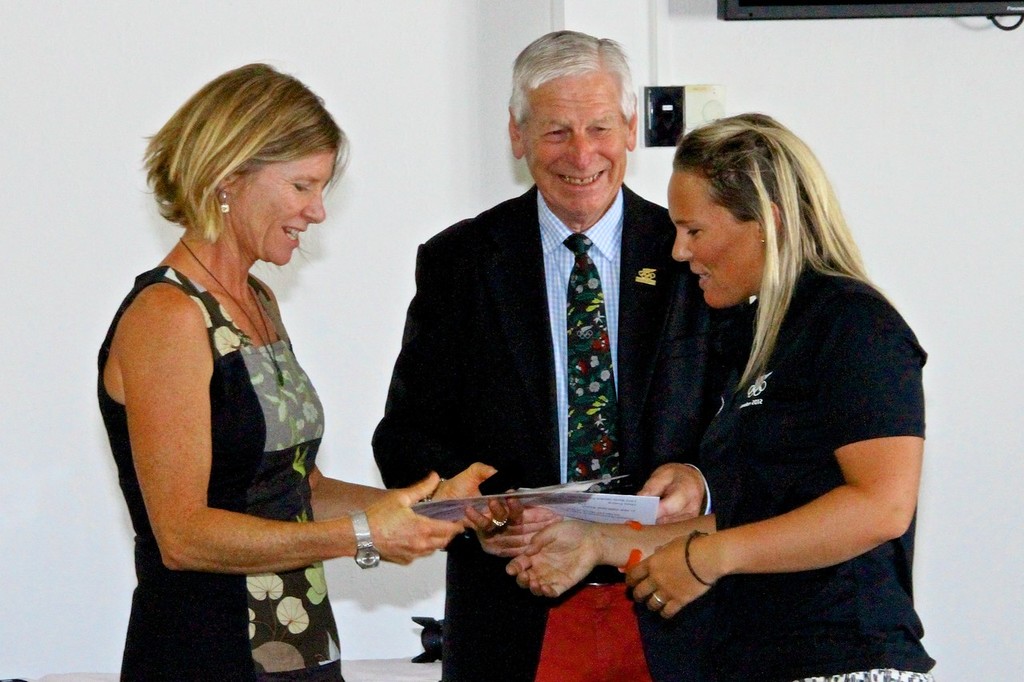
[{"x1": 538, "y1": 189, "x2": 624, "y2": 259}]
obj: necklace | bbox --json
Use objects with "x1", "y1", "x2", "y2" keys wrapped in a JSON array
[{"x1": 179, "y1": 238, "x2": 285, "y2": 387}]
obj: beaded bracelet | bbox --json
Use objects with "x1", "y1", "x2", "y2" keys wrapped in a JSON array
[{"x1": 684, "y1": 530, "x2": 715, "y2": 587}]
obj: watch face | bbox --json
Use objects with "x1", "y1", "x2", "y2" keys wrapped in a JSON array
[{"x1": 356, "y1": 547, "x2": 380, "y2": 569}]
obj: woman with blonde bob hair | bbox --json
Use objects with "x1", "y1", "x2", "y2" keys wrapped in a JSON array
[
  {"x1": 508, "y1": 114, "x2": 935, "y2": 681},
  {"x1": 99, "y1": 63, "x2": 492, "y2": 680}
]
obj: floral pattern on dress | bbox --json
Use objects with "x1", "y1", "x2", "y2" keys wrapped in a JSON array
[
  {"x1": 246, "y1": 562, "x2": 337, "y2": 671},
  {"x1": 168, "y1": 267, "x2": 339, "y2": 674}
]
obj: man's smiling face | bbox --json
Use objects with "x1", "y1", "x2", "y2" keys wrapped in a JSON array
[{"x1": 509, "y1": 70, "x2": 637, "y2": 233}]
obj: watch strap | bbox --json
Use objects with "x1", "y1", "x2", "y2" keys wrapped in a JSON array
[
  {"x1": 351, "y1": 510, "x2": 373, "y2": 548},
  {"x1": 350, "y1": 511, "x2": 380, "y2": 569}
]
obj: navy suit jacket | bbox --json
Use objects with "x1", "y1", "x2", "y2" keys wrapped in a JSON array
[{"x1": 374, "y1": 186, "x2": 715, "y2": 682}]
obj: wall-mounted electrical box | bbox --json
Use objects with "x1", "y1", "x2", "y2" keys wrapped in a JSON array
[
  {"x1": 644, "y1": 86, "x2": 684, "y2": 147},
  {"x1": 644, "y1": 85, "x2": 726, "y2": 147}
]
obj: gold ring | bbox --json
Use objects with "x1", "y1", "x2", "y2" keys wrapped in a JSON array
[
  {"x1": 490, "y1": 517, "x2": 508, "y2": 529},
  {"x1": 650, "y1": 592, "x2": 666, "y2": 608}
]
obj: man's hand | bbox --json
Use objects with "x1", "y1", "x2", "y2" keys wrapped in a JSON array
[{"x1": 638, "y1": 463, "x2": 707, "y2": 524}]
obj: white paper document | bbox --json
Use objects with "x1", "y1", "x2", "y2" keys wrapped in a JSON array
[
  {"x1": 537, "y1": 492, "x2": 658, "y2": 524},
  {"x1": 412, "y1": 477, "x2": 659, "y2": 525}
]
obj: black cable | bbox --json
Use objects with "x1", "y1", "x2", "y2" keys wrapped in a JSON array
[{"x1": 988, "y1": 15, "x2": 1024, "y2": 31}]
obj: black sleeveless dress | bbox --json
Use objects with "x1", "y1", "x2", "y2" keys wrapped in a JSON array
[{"x1": 98, "y1": 267, "x2": 343, "y2": 681}]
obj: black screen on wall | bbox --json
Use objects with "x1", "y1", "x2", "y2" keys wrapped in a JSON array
[{"x1": 718, "y1": 1, "x2": 1024, "y2": 20}]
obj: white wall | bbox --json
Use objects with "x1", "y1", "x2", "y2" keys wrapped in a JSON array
[{"x1": 1, "y1": 0, "x2": 1021, "y2": 678}]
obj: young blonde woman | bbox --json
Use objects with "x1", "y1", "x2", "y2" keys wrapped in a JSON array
[{"x1": 508, "y1": 114, "x2": 935, "y2": 682}]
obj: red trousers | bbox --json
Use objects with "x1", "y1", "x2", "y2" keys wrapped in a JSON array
[{"x1": 534, "y1": 584, "x2": 653, "y2": 682}]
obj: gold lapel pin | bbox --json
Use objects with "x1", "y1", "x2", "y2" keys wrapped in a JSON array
[{"x1": 635, "y1": 268, "x2": 656, "y2": 286}]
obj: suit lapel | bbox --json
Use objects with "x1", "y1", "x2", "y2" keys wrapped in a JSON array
[
  {"x1": 478, "y1": 190, "x2": 561, "y2": 480},
  {"x1": 473, "y1": 187, "x2": 674, "y2": 483}
]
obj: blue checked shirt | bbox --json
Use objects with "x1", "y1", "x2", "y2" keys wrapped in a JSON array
[{"x1": 538, "y1": 190, "x2": 623, "y2": 483}]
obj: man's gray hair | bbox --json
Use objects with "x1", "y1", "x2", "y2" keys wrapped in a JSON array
[{"x1": 509, "y1": 30, "x2": 636, "y2": 125}]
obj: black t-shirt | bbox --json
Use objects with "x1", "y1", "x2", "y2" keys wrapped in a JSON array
[{"x1": 701, "y1": 271, "x2": 934, "y2": 681}]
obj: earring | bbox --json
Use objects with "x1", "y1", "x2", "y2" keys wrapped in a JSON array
[{"x1": 219, "y1": 191, "x2": 230, "y2": 214}]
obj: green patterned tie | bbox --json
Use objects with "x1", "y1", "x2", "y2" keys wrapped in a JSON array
[{"x1": 565, "y1": 234, "x2": 619, "y2": 481}]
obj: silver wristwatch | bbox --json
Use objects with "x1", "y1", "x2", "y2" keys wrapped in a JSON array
[{"x1": 350, "y1": 511, "x2": 380, "y2": 569}]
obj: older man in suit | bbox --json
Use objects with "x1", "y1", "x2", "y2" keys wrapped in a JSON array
[{"x1": 374, "y1": 30, "x2": 715, "y2": 682}]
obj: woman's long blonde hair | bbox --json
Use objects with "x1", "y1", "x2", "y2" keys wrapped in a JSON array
[{"x1": 674, "y1": 113, "x2": 874, "y2": 389}]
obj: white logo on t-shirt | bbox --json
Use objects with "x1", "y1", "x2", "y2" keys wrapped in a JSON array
[
  {"x1": 747, "y1": 371, "x2": 773, "y2": 397},
  {"x1": 740, "y1": 371, "x2": 773, "y2": 409}
]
